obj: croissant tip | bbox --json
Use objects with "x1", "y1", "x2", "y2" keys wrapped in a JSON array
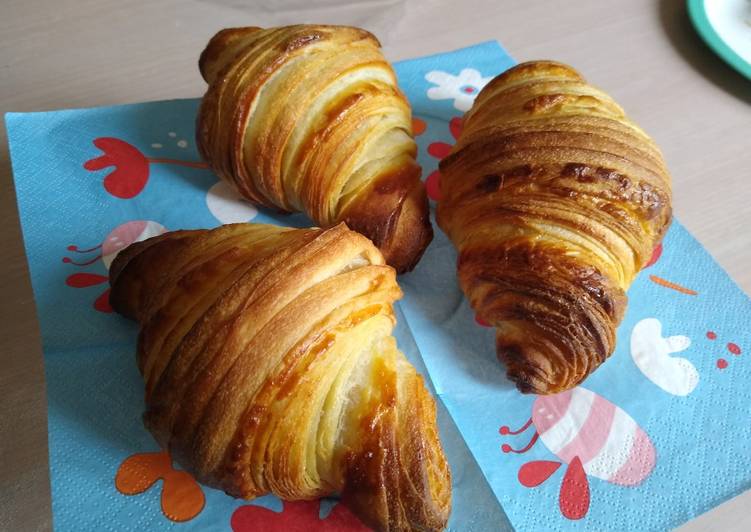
[
  {"x1": 384, "y1": 218, "x2": 433, "y2": 274},
  {"x1": 198, "y1": 26, "x2": 262, "y2": 82},
  {"x1": 390, "y1": 226, "x2": 433, "y2": 274},
  {"x1": 502, "y1": 59, "x2": 584, "y2": 78}
]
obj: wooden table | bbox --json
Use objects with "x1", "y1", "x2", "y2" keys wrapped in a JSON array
[{"x1": 1, "y1": 1, "x2": 749, "y2": 530}]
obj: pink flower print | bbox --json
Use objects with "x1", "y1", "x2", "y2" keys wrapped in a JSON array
[
  {"x1": 63, "y1": 221, "x2": 167, "y2": 313},
  {"x1": 231, "y1": 500, "x2": 371, "y2": 531},
  {"x1": 500, "y1": 387, "x2": 656, "y2": 520}
]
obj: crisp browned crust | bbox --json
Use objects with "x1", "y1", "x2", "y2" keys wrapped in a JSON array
[
  {"x1": 437, "y1": 60, "x2": 672, "y2": 394},
  {"x1": 196, "y1": 25, "x2": 433, "y2": 273},
  {"x1": 109, "y1": 222, "x2": 451, "y2": 531}
]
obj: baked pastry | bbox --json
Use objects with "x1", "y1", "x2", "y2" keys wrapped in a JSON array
[
  {"x1": 196, "y1": 25, "x2": 432, "y2": 273},
  {"x1": 437, "y1": 61, "x2": 672, "y2": 394},
  {"x1": 109, "y1": 222, "x2": 451, "y2": 531}
]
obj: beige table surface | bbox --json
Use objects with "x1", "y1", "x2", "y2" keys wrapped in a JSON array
[{"x1": 1, "y1": 0, "x2": 749, "y2": 530}]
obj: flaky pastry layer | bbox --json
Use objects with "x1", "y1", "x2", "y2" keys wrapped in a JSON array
[
  {"x1": 196, "y1": 25, "x2": 432, "y2": 272},
  {"x1": 437, "y1": 61, "x2": 672, "y2": 394},
  {"x1": 109, "y1": 222, "x2": 450, "y2": 531}
]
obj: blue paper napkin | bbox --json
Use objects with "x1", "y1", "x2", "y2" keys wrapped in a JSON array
[{"x1": 6, "y1": 41, "x2": 751, "y2": 531}]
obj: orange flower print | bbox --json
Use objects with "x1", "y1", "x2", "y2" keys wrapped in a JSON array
[
  {"x1": 642, "y1": 242, "x2": 698, "y2": 295},
  {"x1": 412, "y1": 117, "x2": 427, "y2": 136},
  {"x1": 115, "y1": 450, "x2": 205, "y2": 522}
]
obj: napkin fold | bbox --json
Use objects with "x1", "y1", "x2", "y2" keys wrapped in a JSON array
[{"x1": 6, "y1": 40, "x2": 751, "y2": 531}]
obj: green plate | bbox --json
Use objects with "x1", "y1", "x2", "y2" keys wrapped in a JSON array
[{"x1": 688, "y1": 0, "x2": 751, "y2": 80}]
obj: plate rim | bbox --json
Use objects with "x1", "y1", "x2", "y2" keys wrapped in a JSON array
[{"x1": 687, "y1": 0, "x2": 751, "y2": 80}]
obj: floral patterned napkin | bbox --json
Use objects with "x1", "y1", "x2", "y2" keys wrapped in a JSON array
[{"x1": 6, "y1": 41, "x2": 751, "y2": 531}]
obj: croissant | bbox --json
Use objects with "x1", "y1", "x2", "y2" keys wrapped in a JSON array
[
  {"x1": 108, "y1": 222, "x2": 451, "y2": 531},
  {"x1": 437, "y1": 61, "x2": 672, "y2": 394},
  {"x1": 196, "y1": 25, "x2": 433, "y2": 273}
]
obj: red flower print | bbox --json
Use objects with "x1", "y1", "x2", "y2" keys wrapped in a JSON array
[
  {"x1": 65, "y1": 272, "x2": 111, "y2": 312},
  {"x1": 84, "y1": 138, "x2": 151, "y2": 199},
  {"x1": 84, "y1": 137, "x2": 209, "y2": 199},
  {"x1": 500, "y1": 387, "x2": 656, "y2": 520},
  {"x1": 644, "y1": 243, "x2": 663, "y2": 268},
  {"x1": 425, "y1": 116, "x2": 463, "y2": 201},
  {"x1": 706, "y1": 330, "x2": 744, "y2": 371},
  {"x1": 475, "y1": 314, "x2": 491, "y2": 328},
  {"x1": 231, "y1": 500, "x2": 371, "y2": 532}
]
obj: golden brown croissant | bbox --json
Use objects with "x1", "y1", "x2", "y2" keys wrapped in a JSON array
[
  {"x1": 437, "y1": 61, "x2": 672, "y2": 395},
  {"x1": 196, "y1": 25, "x2": 432, "y2": 273},
  {"x1": 109, "y1": 222, "x2": 450, "y2": 531}
]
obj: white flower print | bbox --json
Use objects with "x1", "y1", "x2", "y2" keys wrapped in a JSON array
[
  {"x1": 425, "y1": 68, "x2": 493, "y2": 111},
  {"x1": 206, "y1": 180, "x2": 258, "y2": 224},
  {"x1": 630, "y1": 318, "x2": 698, "y2": 396}
]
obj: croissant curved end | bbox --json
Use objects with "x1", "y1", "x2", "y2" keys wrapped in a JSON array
[
  {"x1": 381, "y1": 179, "x2": 433, "y2": 273},
  {"x1": 341, "y1": 164, "x2": 433, "y2": 274},
  {"x1": 198, "y1": 26, "x2": 262, "y2": 84},
  {"x1": 195, "y1": 24, "x2": 433, "y2": 273}
]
